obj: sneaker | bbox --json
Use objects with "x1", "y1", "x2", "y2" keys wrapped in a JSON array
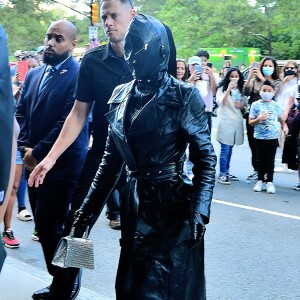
[
  {"x1": 274, "y1": 165, "x2": 293, "y2": 174},
  {"x1": 32, "y1": 228, "x2": 39, "y2": 241},
  {"x1": 16, "y1": 209, "x2": 33, "y2": 221},
  {"x1": 228, "y1": 174, "x2": 239, "y2": 181},
  {"x1": 253, "y1": 180, "x2": 264, "y2": 192},
  {"x1": 2, "y1": 229, "x2": 20, "y2": 248},
  {"x1": 218, "y1": 175, "x2": 230, "y2": 185},
  {"x1": 266, "y1": 182, "x2": 276, "y2": 194},
  {"x1": 109, "y1": 219, "x2": 121, "y2": 230},
  {"x1": 247, "y1": 171, "x2": 258, "y2": 181},
  {"x1": 293, "y1": 183, "x2": 300, "y2": 191}
]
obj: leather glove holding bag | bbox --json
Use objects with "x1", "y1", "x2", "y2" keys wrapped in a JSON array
[
  {"x1": 188, "y1": 211, "x2": 206, "y2": 248},
  {"x1": 73, "y1": 208, "x2": 94, "y2": 228},
  {"x1": 52, "y1": 226, "x2": 94, "y2": 270}
]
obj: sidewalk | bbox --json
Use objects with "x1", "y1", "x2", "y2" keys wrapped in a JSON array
[
  {"x1": 0, "y1": 198, "x2": 116, "y2": 300},
  {"x1": 0, "y1": 255, "x2": 112, "y2": 300}
]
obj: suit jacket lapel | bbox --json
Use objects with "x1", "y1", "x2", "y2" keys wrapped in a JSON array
[
  {"x1": 33, "y1": 57, "x2": 73, "y2": 112},
  {"x1": 30, "y1": 66, "x2": 46, "y2": 113}
]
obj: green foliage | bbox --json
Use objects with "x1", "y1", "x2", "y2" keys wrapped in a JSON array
[
  {"x1": 0, "y1": 0, "x2": 92, "y2": 55},
  {"x1": 1, "y1": 0, "x2": 299, "y2": 61},
  {"x1": 157, "y1": 0, "x2": 300, "y2": 60}
]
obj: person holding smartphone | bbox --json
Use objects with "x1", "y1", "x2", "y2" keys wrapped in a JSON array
[
  {"x1": 243, "y1": 57, "x2": 282, "y2": 181},
  {"x1": 216, "y1": 67, "x2": 245, "y2": 184},
  {"x1": 187, "y1": 50, "x2": 219, "y2": 132}
]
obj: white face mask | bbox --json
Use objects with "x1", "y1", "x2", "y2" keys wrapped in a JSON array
[{"x1": 260, "y1": 92, "x2": 274, "y2": 101}]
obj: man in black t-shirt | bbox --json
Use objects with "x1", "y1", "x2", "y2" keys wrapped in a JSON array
[{"x1": 29, "y1": 1, "x2": 136, "y2": 299}]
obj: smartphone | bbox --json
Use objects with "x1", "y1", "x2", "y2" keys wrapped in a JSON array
[
  {"x1": 252, "y1": 62, "x2": 259, "y2": 68},
  {"x1": 207, "y1": 62, "x2": 213, "y2": 68},
  {"x1": 17, "y1": 61, "x2": 29, "y2": 82},
  {"x1": 195, "y1": 65, "x2": 202, "y2": 74},
  {"x1": 231, "y1": 78, "x2": 238, "y2": 89}
]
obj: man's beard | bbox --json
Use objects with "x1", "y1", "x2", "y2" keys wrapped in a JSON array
[{"x1": 43, "y1": 50, "x2": 70, "y2": 66}]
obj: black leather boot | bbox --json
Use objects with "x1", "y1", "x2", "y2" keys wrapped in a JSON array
[{"x1": 32, "y1": 286, "x2": 51, "y2": 299}]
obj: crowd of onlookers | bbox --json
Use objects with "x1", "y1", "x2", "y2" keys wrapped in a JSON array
[
  {"x1": 0, "y1": 7, "x2": 299, "y2": 298},
  {"x1": 176, "y1": 51, "x2": 300, "y2": 195},
  {"x1": 2, "y1": 46, "x2": 300, "y2": 251}
]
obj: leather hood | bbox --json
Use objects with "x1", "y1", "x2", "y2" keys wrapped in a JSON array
[{"x1": 124, "y1": 14, "x2": 170, "y2": 81}]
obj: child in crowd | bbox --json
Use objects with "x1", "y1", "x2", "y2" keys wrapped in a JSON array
[{"x1": 249, "y1": 80, "x2": 288, "y2": 194}]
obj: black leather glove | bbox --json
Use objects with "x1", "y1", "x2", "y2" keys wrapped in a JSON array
[
  {"x1": 72, "y1": 209, "x2": 94, "y2": 228},
  {"x1": 188, "y1": 211, "x2": 206, "y2": 248}
]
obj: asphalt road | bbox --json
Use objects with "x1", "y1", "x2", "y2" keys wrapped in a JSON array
[{"x1": 3, "y1": 118, "x2": 300, "y2": 300}]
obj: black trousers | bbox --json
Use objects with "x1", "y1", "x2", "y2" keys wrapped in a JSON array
[
  {"x1": 254, "y1": 138, "x2": 278, "y2": 182},
  {"x1": 50, "y1": 148, "x2": 123, "y2": 299},
  {"x1": 246, "y1": 121, "x2": 257, "y2": 171},
  {"x1": 27, "y1": 178, "x2": 76, "y2": 276}
]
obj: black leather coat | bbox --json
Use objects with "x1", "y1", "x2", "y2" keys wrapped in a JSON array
[{"x1": 81, "y1": 73, "x2": 216, "y2": 299}]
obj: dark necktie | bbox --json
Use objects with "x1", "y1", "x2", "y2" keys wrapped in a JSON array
[{"x1": 38, "y1": 66, "x2": 56, "y2": 96}]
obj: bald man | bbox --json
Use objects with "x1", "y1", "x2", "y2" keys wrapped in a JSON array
[{"x1": 15, "y1": 20, "x2": 88, "y2": 299}]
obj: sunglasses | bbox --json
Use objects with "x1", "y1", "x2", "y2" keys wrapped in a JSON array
[{"x1": 285, "y1": 66, "x2": 296, "y2": 70}]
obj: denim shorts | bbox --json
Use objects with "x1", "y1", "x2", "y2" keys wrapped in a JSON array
[{"x1": 16, "y1": 149, "x2": 23, "y2": 165}]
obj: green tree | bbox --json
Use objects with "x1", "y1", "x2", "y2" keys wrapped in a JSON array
[
  {"x1": 136, "y1": 0, "x2": 167, "y2": 15},
  {"x1": 0, "y1": 0, "x2": 92, "y2": 55},
  {"x1": 157, "y1": 0, "x2": 300, "y2": 60}
]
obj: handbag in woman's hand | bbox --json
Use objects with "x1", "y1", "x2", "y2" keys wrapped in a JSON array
[{"x1": 52, "y1": 226, "x2": 94, "y2": 270}]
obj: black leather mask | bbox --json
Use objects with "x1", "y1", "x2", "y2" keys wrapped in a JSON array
[{"x1": 124, "y1": 14, "x2": 169, "y2": 82}]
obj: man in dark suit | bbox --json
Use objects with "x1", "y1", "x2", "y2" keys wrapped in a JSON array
[{"x1": 15, "y1": 20, "x2": 88, "y2": 299}]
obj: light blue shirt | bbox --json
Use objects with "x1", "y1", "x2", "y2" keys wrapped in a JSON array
[{"x1": 249, "y1": 99, "x2": 282, "y2": 140}]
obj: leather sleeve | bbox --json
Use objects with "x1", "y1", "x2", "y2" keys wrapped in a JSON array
[
  {"x1": 179, "y1": 87, "x2": 217, "y2": 223},
  {"x1": 80, "y1": 126, "x2": 124, "y2": 216}
]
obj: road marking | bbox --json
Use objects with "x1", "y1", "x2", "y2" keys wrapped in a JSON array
[{"x1": 213, "y1": 199, "x2": 300, "y2": 220}]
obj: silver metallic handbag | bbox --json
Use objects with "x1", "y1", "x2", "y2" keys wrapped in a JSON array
[{"x1": 52, "y1": 226, "x2": 94, "y2": 270}]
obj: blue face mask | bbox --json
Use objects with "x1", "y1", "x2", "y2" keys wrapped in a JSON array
[
  {"x1": 262, "y1": 66, "x2": 274, "y2": 76},
  {"x1": 260, "y1": 92, "x2": 274, "y2": 101}
]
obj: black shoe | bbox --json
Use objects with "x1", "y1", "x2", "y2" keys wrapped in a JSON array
[
  {"x1": 228, "y1": 174, "x2": 239, "y2": 181},
  {"x1": 48, "y1": 270, "x2": 81, "y2": 300},
  {"x1": 32, "y1": 286, "x2": 50, "y2": 299}
]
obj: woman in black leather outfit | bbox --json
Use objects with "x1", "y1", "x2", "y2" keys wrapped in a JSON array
[{"x1": 74, "y1": 14, "x2": 217, "y2": 300}]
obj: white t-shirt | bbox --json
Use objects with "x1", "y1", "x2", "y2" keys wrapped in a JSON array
[{"x1": 277, "y1": 77, "x2": 298, "y2": 110}]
